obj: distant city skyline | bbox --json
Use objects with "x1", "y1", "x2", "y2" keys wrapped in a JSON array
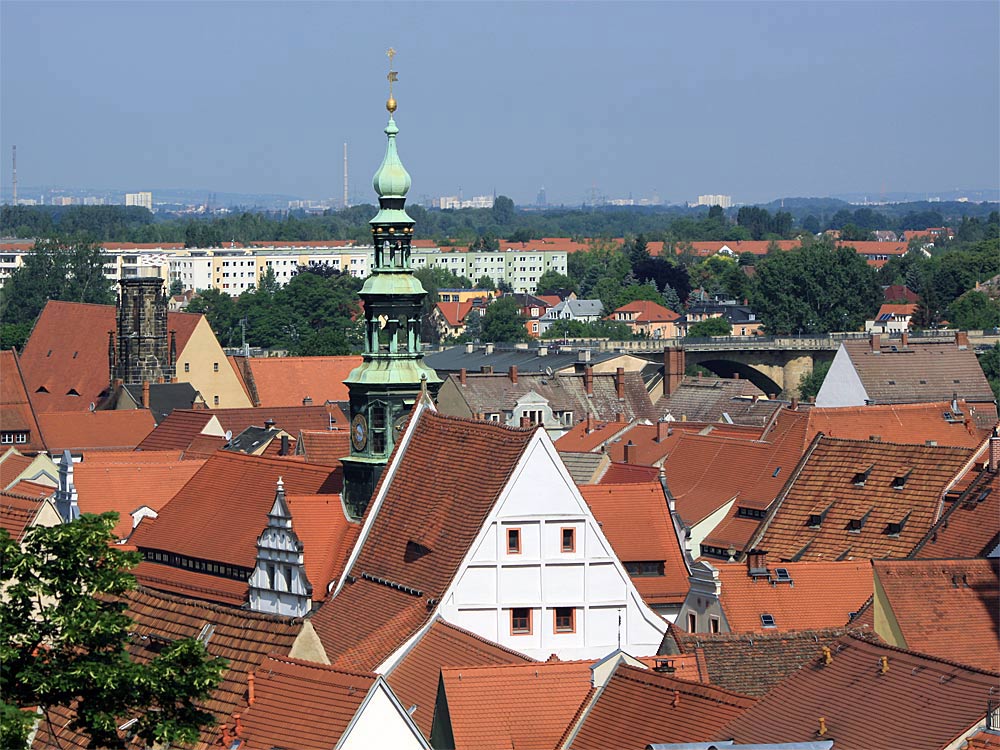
[{"x1": 1, "y1": 2, "x2": 998, "y2": 207}]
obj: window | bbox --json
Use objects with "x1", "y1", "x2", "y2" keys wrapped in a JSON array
[
  {"x1": 184, "y1": 362, "x2": 190, "y2": 373},
  {"x1": 624, "y1": 561, "x2": 664, "y2": 577},
  {"x1": 560, "y1": 527, "x2": 575, "y2": 553},
  {"x1": 687, "y1": 612, "x2": 697, "y2": 632},
  {"x1": 213, "y1": 395, "x2": 220, "y2": 406},
  {"x1": 554, "y1": 607, "x2": 575, "y2": 633},
  {"x1": 0, "y1": 433, "x2": 12, "y2": 444},
  {"x1": 710, "y1": 616, "x2": 721, "y2": 634},
  {"x1": 283, "y1": 566, "x2": 292, "y2": 591},
  {"x1": 15, "y1": 433, "x2": 27, "y2": 444},
  {"x1": 760, "y1": 613, "x2": 776, "y2": 628},
  {"x1": 507, "y1": 528, "x2": 521, "y2": 554},
  {"x1": 511, "y1": 608, "x2": 532, "y2": 634},
  {"x1": 563, "y1": 411, "x2": 574, "y2": 426},
  {"x1": 213, "y1": 362, "x2": 220, "y2": 372}
]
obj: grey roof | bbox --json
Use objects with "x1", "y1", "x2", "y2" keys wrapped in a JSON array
[
  {"x1": 121, "y1": 382, "x2": 201, "y2": 425},
  {"x1": 542, "y1": 299, "x2": 604, "y2": 319},
  {"x1": 225, "y1": 426, "x2": 282, "y2": 454},
  {"x1": 559, "y1": 451, "x2": 609, "y2": 485},
  {"x1": 424, "y1": 344, "x2": 619, "y2": 374},
  {"x1": 653, "y1": 377, "x2": 782, "y2": 427}
]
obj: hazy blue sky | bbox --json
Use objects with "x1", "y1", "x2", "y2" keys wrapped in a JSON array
[{"x1": 2, "y1": 1, "x2": 998, "y2": 206}]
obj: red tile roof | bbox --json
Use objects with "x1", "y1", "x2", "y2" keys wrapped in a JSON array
[
  {"x1": 554, "y1": 418, "x2": 633, "y2": 454},
  {"x1": 911, "y1": 467, "x2": 999, "y2": 559},
  {"x1": 566, "y1": 663, "x2": 755, "y2": 749},
  {"x1": 752, "y1": 436, "x2": 976, "y2": 561},
  {"x1": 36, "y1": 409, "x2": 155, "y2": 453},
  {"x1": 715, "y1": 560, "x2": 872, "y2": 633},
  {"x1": 296, "y1": 428, "x2": 351, "y2": 466},
  {"x1": 803, "y1": 400, "x2": 990, "y2": 449},
  {"x1": 19, "y1": 300, "x2": 201, "y2": 412},
  {"x1": 874, "y1": 558, "x2": 999, "y2": 671},
  {"x1": 310, "y1": 411, "x2": 537, "y2": 671},
  {"x1": 435, "y1": 299, "x2": 478, "y2": 327},
  {"x1": 611, "y1": 299, "x2": 680, "y2": 322},
  {"x1": 0, "y1": 491, "x2": 50, "y2": 541},
  {"x1": 134, "y1": 409, "x2": 217, "y2": 451},
  {"x1": 238, "y1": 655, "x2": 375, "y2": 750},
  {"x1": 580, "y1": 482, "x2": 690, "y2": 605},
  {"x1": 385, "y1": 618, "x2": 534, "y2": 738},
  {"x1": 0, "y1": 449, "x2": 38, "y2": 490},
  {"x1": 0, "y1": 350, "x2": 45, "y2": 452},
  {"x1": 71, "y1": 458, "x2": 204, "y2": 539},
  {"x1": 245, "y1": 356, "x2": 361, "y2": 407},
  {"x1": 78, "y1": 449, "x2": 184, "y2": 463},
  {"x1": 599, "y1": 462, "x2": 661, "y2": 484},
  {"x1": 720, "y1": 634, "x2": 1000, "y2": 750},
  {"x1": 875, "y1": 302, "x2": 918, "y2": 318},
  {"x1": 439, "y1": 660, "x2": 594, "y2": 749}
]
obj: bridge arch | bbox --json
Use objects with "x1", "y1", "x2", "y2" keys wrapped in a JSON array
[{"x1": 692, "y1": 358, "x2": 784, "y2": 398}]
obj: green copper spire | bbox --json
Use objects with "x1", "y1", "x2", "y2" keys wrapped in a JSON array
[{"x1": 372, "y1": 118, "x2": 411, "y2": 199}]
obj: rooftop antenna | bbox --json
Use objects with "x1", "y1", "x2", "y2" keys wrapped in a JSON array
[
  {"x1": 11, "y1": 145, "x2": 17, "y2": 205},
  {"x1": 343, "y1": 142, "x2": 349, "y2": 209}
]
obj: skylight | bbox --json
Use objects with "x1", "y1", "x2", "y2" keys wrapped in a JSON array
[{"x1": 760, "y1": 613, "x2": 776, "y2": 628}]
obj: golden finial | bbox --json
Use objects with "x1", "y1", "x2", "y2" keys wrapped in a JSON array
[{"x1": 386, "y1": 48, "x2": 398, "y2": 113}]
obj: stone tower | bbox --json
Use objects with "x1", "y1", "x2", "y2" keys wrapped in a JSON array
[
  {"x1": 340, "y1": 55, "x2": 441, "y2": 519},
  {"x1": 111, "y1": 277, "x2": 175, "y2": 385}
]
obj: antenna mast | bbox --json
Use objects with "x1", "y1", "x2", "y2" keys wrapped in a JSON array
[
  {"x1": 11, "y1": 146, "x2": 17, "y2": 205},
  {"x1": 343, "y1": 142, "x2": 349, "y2": 208}
]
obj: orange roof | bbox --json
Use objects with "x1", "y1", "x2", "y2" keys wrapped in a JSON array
[
  {"x1": 875, "y1": 303, "x2": 918, "y2": 317},
  {"x1": 612, "y1": 299, "x2": 680, "y2": 322},
  {"x1": 567, "y1": 663, "x2": 755, "y2": 749},
  {"x1": 554, "y1": 419, "x2": 632, "y2": 453},
  {"x1": 0, "y1": 450, "x2": 37, "y2": 490},
  {"x1": 753, "y1": 437, "x2": 976, "y2": 561},
  {"x1": 296, "y1": 429, "x2": 351, "y2": 466},
  {"x1": 77, "y1": 449, "x2": 185, "y2": 463},
  {"x1": 135, "y1": 409, "x2": 216, "y2": 451},
  {"x1": 19, "y1": 300, "x2": 201, "y2": 412},
  {"x1": 72, "y1": 458, "x2": 204, "y2": 539},
  {"x1": 385, "y1": 619, "x2": 534, "y2": 738},
  {"x1": 874, "y1": 558, "x2": 998, "y2": 671},
  {"x1": 285, "y1": 494, "x2": 360, "y2": 600},
  {"x1": 37, "y1": 409, "x2": 155, "y2": 453},
  {"x1": 715, "y1": 560, "x2": 872, "y2": 633},
  {"x1": 440, "y1": 660, "x2": 594, "y2": 749},
  {"x1": 0, "y1": 491, "x2": 50, "y2": 541},
  {"x1": 0, "y1": 350, "x2": 45, "y2": 452},
  {"x1": 803, "y1": 401, "x2": 990, "y2": 449},
  {"x1": 912, "y1": 467, "x2": 999, "y2": 559},
  {"x1": 599, "y1": 462, "x2": 661, "y2": 484},
  {"x1": 239, "y1": 655, "x2": 376, "y2": 749},
  {"x1": 435, "y1": 300, "x2": 477, "y2": 328},
  {"x1": 580, "y1": 482, "x2": 690, "y2": 605},
  {"x1": 245, "y1": 356, "x2": 361, "y2": 407}
]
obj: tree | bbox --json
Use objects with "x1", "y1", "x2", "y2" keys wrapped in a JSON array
[
  {"x1": 541, "y1": 319, "x2": 636, "y2": 340},
  {"x1": 0, "y1": 322, "x2": 32, "y2": 351},
  {"x1": 685, "y1": 317, "x2": 732, "y2": 338},
  {"x1": 979, "y1": 343, "x2": 1000, "y2": 401},
  {"x1": 474, "y1": 275, "x2": 496, "y2": 291},
  {"x1": 169, "y1": 278, "x2": 184, "y2": 296},
  {"x1": 749, "y1": 237, "x2": 882, "y2": 334},
  {"x1": 479, "y1": 296, "x2": 530, "y2": 343},
  {"x1": 535, "y1": 270, "x2": 577, "y2": 296},
  {"x1": 948, "y1": 290, "x2": 1000, "y2": 331},
  {"x1": 0, "y1": 513, "x2": 225, "y2": 748},
  {"x1": 797, "y1": 360, "x2": 831, "y2": 400},
  {"x1": 491, "y1": 195, "x2": 515, "y2": 226}
]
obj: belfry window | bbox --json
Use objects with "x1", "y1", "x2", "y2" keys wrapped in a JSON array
[{"x1": 371, "y1": 402, "x2": 388, "y2": 454}]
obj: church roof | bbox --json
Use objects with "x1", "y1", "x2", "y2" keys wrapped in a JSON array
[
  {"x1": 36, "y1": 409, "x2": 155, "y2": 453},
  {"x1": 0, "y1": 350, "x2": 46, "y2": 452}
]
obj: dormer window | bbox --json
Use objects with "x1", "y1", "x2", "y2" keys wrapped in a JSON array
[
  {"x1": 852, "y1": 464, "x2": 875, "y2": 486},
  {"x1": 760, "y1": 613, "x2": 776, "y2": 628},
  {"x1": 891, "y1": 470, "x2": 912, "y2": 490}
]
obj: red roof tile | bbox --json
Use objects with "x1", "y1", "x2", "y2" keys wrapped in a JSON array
[
  {"x1": 37, "y1": 409, "x2": 155, "y2": 453},
  {"x1": 720, "y1": 634, "x2": 999, "y2": 750},
  {"x1": 0, "y1": 491, "x2": 50, "y2": 541},
  {"x1": 567, "y1": 664, "x2": 755, "y2": 749},
  {"x1": 0, "y1": 350, "x2": 45, "y2": 452},
  {"x1": 135, "y1": 409, "x2": 218, "y2": 451},
  {"x1": 554, "y1": 418, "x2": 633, "y2": 453},
  {"x1": 599, "y1": 462, "x2": 661, "y2": 484},
  {"x1": 911, "y1": 467, "x2": 999, "y2": 559},
  {"x1": 804, "y1": 401, "x2": 991, "y2": 449},
  {"x1": 0, "y1": 449, "x2": 38, "y2": 490},
  {"x1": 385, "y1": 619, "x2": 534, "y2": 738},
  {"x1": 245, "y1": 356, "x2": 361, "y2": 407},
  {"x1": 874, "y1": 558, "x2": 999, "y2": 671},
  {"x1": 435, "y1": 299, "x2": 478, "y2": 328},
  {"x1": 611, "y1": 299, "x2": 680, "y2": 322},
  {"x1": 296, "y1": 428, "x2": 351, "y2": 466}
]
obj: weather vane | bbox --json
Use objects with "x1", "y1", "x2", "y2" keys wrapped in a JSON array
[{"x1": 386, "y1": 47, "x2": 398, "y2": 113}]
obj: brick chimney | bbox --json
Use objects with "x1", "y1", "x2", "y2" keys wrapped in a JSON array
[
  {"x1": 663, "y1": 347, "x2": 685, "y2": 397},
  {"x1": 459, "y1": 367, "x2": 467, "y2": 385},
  {"x1": 990, "y1": 427, "x2": 1000, "y2": 472},
  {"x1": 615, "y1": 367, "x2": 625, "y2": 400},
  {"x1": 870, "y1": 332, "x2": 881, "y2": 353},
  {"x1": 656, "y1": 420, "x2": 672, "y2": 442},
  {"x1": 142, "y1": 380, "x2": 150, "y2": 409},
  {"x1": 520, "y1": 415, "x2": 532, "y2": 428},
  {"x1": 247, "y1": 672, "x2": 255, "y2": 706},
  {"x1": 901, "y1": 330, "x2": 909, "y2": 347},
  {"x1": 623, "y1": 440, "x2": 636, "y2": 464},
  {"x1": 746, "y1": 549, "x2": 769, "y2": 578},
  {"x1": 586, "y1": 414, "x2": 594, "y2": 434},
  {"x1": 790, "y1": 396, "x2": 799, "y2": 410},
  {"x1": 583, "y1": 365, "x2": 593, "y2": 396},
  {"x1": 509, "y1": 365, "x2": 518, "y2": 384},
  {"x1": 956, "y1": 331, "x2": 969, "y2": 350}
]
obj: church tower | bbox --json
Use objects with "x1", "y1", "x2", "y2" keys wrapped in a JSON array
[
  {"x1": 111, "y1": 276, "x2": 175, "y2": 385},
  {"x1": 340, "y1": 51, "x2": 441, "y2": 519}
]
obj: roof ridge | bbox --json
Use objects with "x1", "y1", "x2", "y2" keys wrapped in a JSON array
[
  {"x1": 844, "y1": 631, "x2": 1000, "y2": 677},
  {"x1": 423, "y1": 408, "x2": 537, "y2": 435},
  {"x1": 614, "y1": 663, "x2": 755, "y2": 705},
  {"x1": 441, "y1": 658, "x2": 596, "y2": 673},
  {"x1": 258, "y1": 652, "x2": 377, "y2": 680},
  {"x1": 818, "y1": 435, "x2": 974, "y2": 454}
]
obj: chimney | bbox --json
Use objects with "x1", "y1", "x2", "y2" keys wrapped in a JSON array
[
  {"x1": 615, "y1": 367, "x2": 625, "y2": 400},
  {"x1": 520, "y1": 415, "x2": 532, "y2": 428},
  {"x1": 671, "y1": 690, "x2": 680, "y2": 708},
  {"x1": 989, "y1": 427, "x2": 999, "y2": 472},
  {"x1": 142, "y1": 380, "x2": 150, "y2": 409},
  {"x1": 465, "y1": 342, "x2": 474, "y2": 354},
  {"x1": 657, "y1": 420, "x2": 671, "y2": 442},
  {"x1": 247, "y1": 672, "x2": 256, "y2": 706},
  {"x1": 616, "y1": 411, "x2": 625, "y2": 422},
  {"x1": 818, "y1": 717, "x2": 827, "y2": 737},
  {"x1": 459, "y1": 367, "x2": 467, "y2": 385},
  {"x1": 302, "y1": 396, "x2": 313, "y2": 406},
  {"x1": 732, "y1": 372, "x2": 740, "y2": 379},
  {"x1": 279, "y1": 434, "x2": 290, "y2": 456},
  {"x1": 538, "y1": 346, "x2": 548, "y2": 356},
  {"x1": 870, "y1": 332, "x2": 881, "y2": 353},
  {"x1": 623, "y1": 440, "x2": 635, "y2": 464},
  {"x1": 663, "y1": 347, "x2": 685, "y2": 397},
  {"x1": 264, "y1": 418, "x2": 276, "y2": 429},
  {"x1": 821, "y1": 646, "x2": 832, "y2": 666},
  {"x1": 586, "y1": 414, "x2": 594, "y2": 434},
  {"x1": 509, "y1": 365, "x2": 518, "y2": 384},
  {"x1": 583, "y1": 365, "x2": 593, "y2": 396},
  {"x1": 233, "y1": 713, "x2": 243, "y2": 737},
  {"x1": 578, "y1": 349, "x2": 591, "y2": 363},
  {"x1": 791, "y1": 396, "x2": 799, "y2": 411},
  {"x1": 746, "y1": 548, "x2": 768, "y2": 577},
  {"x1": 901, "y1": 330, "x2": 909, "y2": 347},
  {"x1": 485, "y1": 343, "x2": 494, "y2": 355},
  {"x1": 956, "y1": 330, "x2": 969, "y2": 349}
]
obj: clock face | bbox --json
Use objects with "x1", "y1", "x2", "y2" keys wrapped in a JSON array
[{"x1": 351, "y1": 413, "x2": 368, "y2": 451}]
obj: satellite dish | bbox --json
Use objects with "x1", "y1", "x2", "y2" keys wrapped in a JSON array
[
  {"x1": 224, "y1": 430, "x2": 233, "y2": 442},
  {"x1": 545, "y1": 366, "x2": 554, "y2": 377}
]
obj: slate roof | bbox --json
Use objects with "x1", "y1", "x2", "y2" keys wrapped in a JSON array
[
  {"x1": 19, "y1": 300, "x2": 201, "y2": 412},
  {"x1": 244, "y1": 355, "x2": 361, "y2": 407},
  {"x1": 0, "y1": 350, "x2": 45, "y2": 452},
  {"x1": 542, "y1": 298, "x2": 604, "y2": 319},
  {"x1": 566, "y1": 664, "x2": 755, "y2": 749},
  {"x1": 840, "y1": 338, "x2": 996, "y2": 407},
  {"x1": 664, "y1": 626, "x2": 856, "y2": 698},
  {"x1": 911, "y1": 467, "x2": 1000, "y2": 560},
  {"x1": 874, "y1": 558, "x2": 999, "y2": 672},
  {"x1": 558, "y1": 451, "x2": 609, "y2": 485},
  {"x1": 719, "y1": 634, "x2": 1000, "y2": 750},
  {"x1": 425, "y1": 344, "x2": 620, "y2": 375},
  {"x1": 120, "y1": 381, "x2": 201, "y2": 423},
  {"x1": 580, "y1": 482, "x2": 690, "y2": 605},
  {"x1": 751, "y1": 437, "x2": 975, "y2": 561},
  {"x1": 438, "y1": 660, "x2": 595, "y2": 750},
  {"x1": 309, "y1": 410, "x2": 537, "y2": 672},
  {"x1": 714, "y1": 560, "x2": 872, "y2": 633},
  {"x1": 385, "y1": 618, "x2": 534, "y2": 739},
  {"x1": 445, "y1": 370, "x2": 656, "y2": 422},
  {"x1": 238, "y1": 655, "x2": 376, "y2": 750},
  {"x1": 36, "y1": 409, "x2": 155, "y2": 453},
  {"x1": 652, "y1": 377, "x2": 781, "y2": 426}
]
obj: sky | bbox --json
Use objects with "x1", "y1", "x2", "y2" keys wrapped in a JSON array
[{"x1": 1, "y1": 1, "x2": 998, "y2": 206}]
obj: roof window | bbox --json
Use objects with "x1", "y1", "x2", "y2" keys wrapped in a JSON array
[
  {"x1": 760, "y1": 613, "x2": 776, "y2": 628},
  {"x1": 885, "y1": 511, "x2": 911, "y2": 537},
  {"x1": 772, "y1": 467, "x2": 781, "y2": 477},
  {"x1": 808, "y1": 503, "x2": 833, "y2": 528},
  {"x1": 847, "y1": 508, "x2": 873, "y2": 532},
  {"x1": 771, "y1": 567, "x2": 793, "y2": 585},
  {"x1": 891, "y1": 469, "x2": 912, "y2": 490},
  {"x1": 852, "y1": 464, "x2": 875, "y2": 486}
]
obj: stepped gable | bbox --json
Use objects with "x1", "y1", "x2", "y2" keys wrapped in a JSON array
[
  {"x1": 245, "y1": 355, "x2": 361, "y2": 407},
  {"x1": 713, "y1": 560, "x2": 872, "y2": 633},
  {"x1": 36, "y1": 409, "x2": 155, "y2": 453},
  {"x1": 719, "y1": 633, "x2": 1000, "y2": 750},
  {"x1": 803, "y1": 400, "x2": 990, "y2": 448},
  {"x1": 129, "y1": 451, "x2": 342, "y2": 605},
  {"x1": 309, "y1": 410, "x2": 536, "y2": 671},
  {"x1": 0, "y1": 350, "x2": 45, "y2": 452},
  {"x1": 873, "y1": 558, "x2": 999, "y2": 672},
  {"x1": 296, "y1": 428, "x2": 352, "y2": 466},
  {"x1": 912, "y1": 468, "x2": 1000, "y2": 559},
  {"x1": 437, "y1": 660, "x2": 595, "y2": 750},
  {"x1": 385, "y1": 618, "x2": 534, "y2": 739},
  {"x1": 238, "y1": 655, "x2": 376, "y2": 750},
  {"x1": 566, "y1": 663, "x2": 755, "y2": 749},
  {"x1": 752, "y1": 437, "x2": 975, "y2": 562},
  {"x1": 19, "y1": 300, "x2": 200, "y2": 412},
  {"x1": 579, "y1": 482, "x2": 690, "y2": 606},
  {"x1": 665, "y1": 626, "x2": 854, "y2": 698}
]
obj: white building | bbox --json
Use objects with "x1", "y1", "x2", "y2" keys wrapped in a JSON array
[
  {"x1": 124, "y1": 191, "x2": 153, "y2": 211},
  {"x1": 695, "y1": 194, "x2": 733, "y2": 208}
]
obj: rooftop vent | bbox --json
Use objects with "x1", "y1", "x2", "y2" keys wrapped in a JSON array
[
  {"x1": 847, "y1": 508, "x2": 873, "y2": 532},
  {"x1": 808, "y1": 503, "x2": 833, "y2": 528},
  {"x1": 885, "y1": 511, "x2": 911, "y2": 537}
]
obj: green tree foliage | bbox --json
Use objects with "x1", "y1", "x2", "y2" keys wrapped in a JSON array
[
  {"x1": 479, "y1": 296, "x2": 530, "y2": 343},
  {"x1": 169, "y1": 278, "x2": 184, "y2": 295},
  {"x1": 979, "y1": 344, "x2": 1000, "y2": 401},
  {"x1": 685, "y1": 317, "x2": 732, "y2": 338},
  {"x1": 414, "y1": 266, "x2": 473, "y2": 345},
  {"x1": 797, "y1": 360, "x2": 832, "y2": 400},
  {"x1": 0, "y1": 513, "x2": 225, "y2": 748},
  {"x1": 631, "y1": 256, "x2": 691, "y2": 303},
  {"x1": 541, "y1": 319, "x2": 636, "y2": 340},
  {"x1": 838, "y1": 223, "x2": 873, "y2": 241},
  {"x1": 948, "y1": 290, "x2": 1000, "y2": 330},
  {"x1": 535, "y1": 270, "x2": 577, "y2": 296},
  {"x1": 0, "y1": 236, "x2": 116, "y2": 328},
  {"x1": 749, "y1": 237, "x2": 881, "y2": 334},
  {"x1": 491, "y1": 196, "x2": 515, "y2": 226},
  {"x1": 474, "y1": 275, "x2": 496, "y2": 290},
  {"x1": 736, "y1": 206, "x2": 794, "y2": 240},
  {"x1": 0, "y1": 323, "x2": 32, "y2": 351},
  {"x1": 0, "y1": 205, "x2": 153, "y2": 241},
  {"x1": 689, "y1": 255, "x2": 747, "y2": 300}
]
